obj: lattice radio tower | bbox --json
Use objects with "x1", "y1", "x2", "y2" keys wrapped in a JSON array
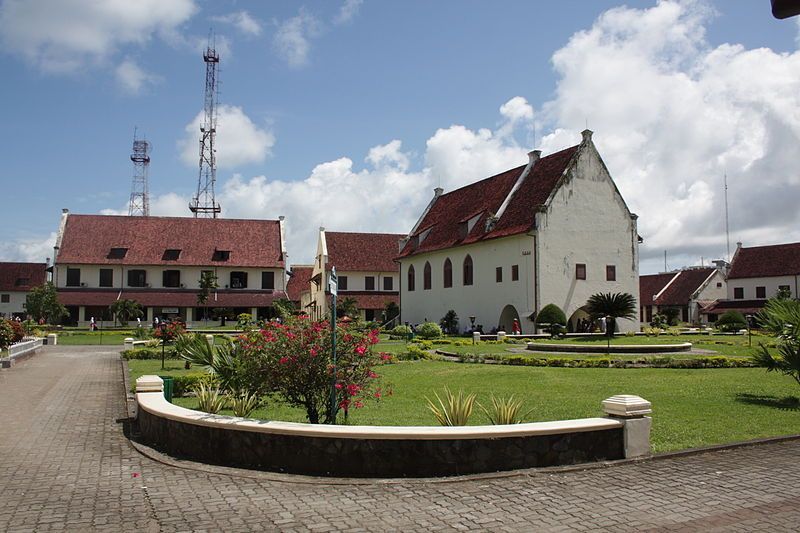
[
  {"x1": 128, "y1": 128, "x2": 151, "y2": 217},
  {"x1": 189, "y1": 39, "x2": 221, "y2": 217}
]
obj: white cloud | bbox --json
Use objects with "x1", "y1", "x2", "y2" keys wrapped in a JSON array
[
  {"x1": 539, "y1": 0, "x2": 800, "y2": 273},
  {"x1": 334, "y1": 0, "x2": 363, "y2": 25},
  {"x1": 0, "y1": 232, "x2": 57, "y2": 264},
  {"x1": 273, "y1": 9, "x2": 320, "y2": 68},
  {"x1": 0, "y1": 0, "x2": 197, "y2": 73},
  {"x1": 212, "y1": 11, "x2": 262, "y2": 37},
  {"x1": 115, "y1": 59, "x2": 161, "y2": 95},
  {"x1": 178, "y1": 105, "x2": 276, "y2": 169}
]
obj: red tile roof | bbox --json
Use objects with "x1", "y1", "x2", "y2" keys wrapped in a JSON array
[
  {"x1": 286, "y1": 265, "x2": 313, "y2": 303},
  {"x1": 701, "y1": 299, "x2": 765, "y2": 316},
  {"x1": 57, "y1": 214, "x2": 284, "y2": 268},
  {"x1": 325, "y1": 232, "x2": 404, "y2": 272},
  {"x1": 0, "y1": 262, "x2": 47, "y2": 291},
  {"x1": 728, "y1": 242, "x2": 800, "y2": 279},
  {"x1": 654, "y1": 268, "x2": 716, "y2": 306},
  {"x1": 399, "y1": 145, "x2": 580, "y2": 258},
  {"x1": 639, "y1": 273, "x2": 675, "y2": 306},
  {"x1": 57, "y1": 289, "x2": 286, "y2": 308},
  {"x1": 337, "y1": 292, "x2": 399, "y2": 310}
]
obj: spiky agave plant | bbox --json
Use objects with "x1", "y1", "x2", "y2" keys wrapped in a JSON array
[
  {"x1": 479, "y1": 394, "x2": 530, "y2": 425},
  {"x1": 230, "y1": 390, "x2": 261, "y2": 418},
  {"x1": 426, "y1": 387, "x2": 476, "y2": 426},
  {"x1": 194, "y1": 381, "x2": 227, "y2": 414}
]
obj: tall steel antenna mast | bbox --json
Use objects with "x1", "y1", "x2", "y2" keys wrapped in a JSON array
[
  {"x1": 724, "y1": 173, "x2": 731, "y2": 261},
  {"x1": 128, "y1": 128, "x2": 151, "y2": 216},
  {"x1": 189, "y1": 36, "x2": 221, "y2": 217}
]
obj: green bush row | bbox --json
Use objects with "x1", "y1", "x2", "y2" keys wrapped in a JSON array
[
  {"x1": 121, "y1": 347, "x2": 178, "y2": 360},
  {"x1": 495, "y1": 354, "x2": 757, "y2": 369}
]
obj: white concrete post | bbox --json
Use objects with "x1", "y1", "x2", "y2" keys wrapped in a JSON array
[
  {"x1": 602, "y1": 395, "x2": 652, "y2": 458},
  {"x1": 47, "y1": 333, "x2": 58, "y2": 346},
  {"x1": 472, "y1": 331, "x2": 481, "y2": 344},
  {"x1": 205, "y1": 334, "x2": 214, "y2": 346},
  {"x1": 497, "y1": 331, "x2": 507, "y2": 342},
  {"x1": 136, "y1": 375, "x2": 164, "y2": 394},
  {"x1": 124, "y1": 337, "x2": 135, "y2": 348}
]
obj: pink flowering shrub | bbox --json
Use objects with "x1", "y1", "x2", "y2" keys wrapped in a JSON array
[{"x1": 239, "y1": 316, "x2": 387, "y2": 424}]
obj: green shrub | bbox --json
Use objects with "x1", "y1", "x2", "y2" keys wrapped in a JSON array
[
  {"x1": 171, "y1": 374, "x2": 211, "y2": 397},
  {"x1": 535, "y1": 304, "x2": 567, "y2": 336},
  {"x1": 716, "y1": 311, "x2": 747, "y2": 332},
  {"x1": 121, "y1": 347, "x2": 178, "y2": 360},
  {"x1": 194, "y1": 382, "x2": 226, "y2": 414},
  {"x1": 230, "y1": 390, "x2": 261, "y2": 417},
  {"x1": 390, "y1": 325, "x2": 412, "y2": 338},
  {"x1": 0, "y1": 320, "x2": 14, "y2": 350},
  {"x1": 417, "y1": 322, "x2": 443, "y2": 339}
]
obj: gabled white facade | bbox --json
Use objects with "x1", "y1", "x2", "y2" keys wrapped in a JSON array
[{"x1": 399, "y1": 131, "x2": 640, "y2": 334}]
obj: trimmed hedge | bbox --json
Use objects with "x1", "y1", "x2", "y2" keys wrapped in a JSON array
[
  {"x1": 122, "y1": 347, "x2": 178, "y2": 360},
  {"x1": 454, "y1": 353, "x2": 758, "y2": 369}
]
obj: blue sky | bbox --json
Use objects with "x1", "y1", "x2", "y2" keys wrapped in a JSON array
[{"x1": 1, "y1": 0, "x2": 800, "y2": 274}]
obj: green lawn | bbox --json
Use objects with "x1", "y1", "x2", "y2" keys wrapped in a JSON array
[
  {"x1": 58, "y1": 333, "x2": 129, "y2": 345},
  {"x1": 129, "y1": 358, "x2": 800, "y2": 453}
]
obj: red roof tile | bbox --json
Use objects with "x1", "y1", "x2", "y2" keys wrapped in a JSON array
[
  {"x1": 57, "y1": 289, "x2": 286, "y2": 308},
  {"x1": 0, "y1": 262, "x2": 47, "y2": 291},
  {"x1": 701, "y1": 299, "x2": 764, "y2": 315},
  {"x1": 57, "y1": 214, "x2": 284, "y2": 268},
  {"x1": 337, "y1": 292, "x2": 399, "y2": 310},
  {"x1": 325, "y1": 232, "x2": 404, "y2": 272},
  {"x1": 728, "y1": 242, "x2": 800, "y2": 279},
  {"x1": 399, "y1": 145, "x2": 579, "y2": 258},
  {"x1": 286, "y1": 265, "x2": 313, "y2": 303},
  {"x1": 639, "y1": 273, "x2": 675, "y2": 306},
  {"x1": 654, "y1": 268, "x2": 716, "y2": 306}
]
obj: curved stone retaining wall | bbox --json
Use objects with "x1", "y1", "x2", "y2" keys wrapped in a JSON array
[
  {"x1": 527, "y1": 342, "x2": 692, "y2": 354},
  {"x1": 135, "y1": 377, "x2": 651, "y2": 478}
]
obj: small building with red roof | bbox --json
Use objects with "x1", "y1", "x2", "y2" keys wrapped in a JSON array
[
  {"x1": 0, "y1": 262, "x2": 47, "y2": 319},
  {"x1": 286, "y1": 264, "x2": 313, "y2": 309},
  {"x1": 398, "y1": 130, "x2": 640, "y2": 334},
  {"x1": 701, "y1": 241, "x2": 800, "y2": 321},
  {"x1": 639, "y1": 267, "x2": 726, "y2": 326},
  {"x1": 308, "y1": 228, "x2": 403, "y2": 323},
  {"x1": 53, "y1": 210, "x2": 287, "y2": 326}
]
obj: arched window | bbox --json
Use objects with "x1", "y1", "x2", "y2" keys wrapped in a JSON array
[
  {"x1": 463, "y1": 255, "x2": 473, "y2": 286},
  {"x1": 424, "y1": 261, "x2": 432, "y2": 290},
  {"x1": 407, "y1": 265, "x2": 416, "y2": 292},
  {"x1": 443, "y1": 258, "x2": 453, "y2": 288}
]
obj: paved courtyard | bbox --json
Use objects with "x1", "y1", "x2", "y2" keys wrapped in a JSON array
[{"x1": 0, "y1": 346, "x2": 798, "y2": 532}]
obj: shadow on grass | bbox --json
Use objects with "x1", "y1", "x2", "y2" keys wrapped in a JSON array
[{"x1": 735, "y1": 393, "x2": 800, "y2": 411}]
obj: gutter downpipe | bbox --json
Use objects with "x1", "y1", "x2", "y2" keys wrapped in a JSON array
[{"x1": 533, "y1": 230, "x2": 540, "y2": 334}]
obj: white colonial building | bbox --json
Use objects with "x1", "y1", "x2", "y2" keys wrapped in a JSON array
[
  {"x1": 53, "y1": 211, "x2": 288, "y2": 327},
  {"x1": 398, "y1": 130, "x2": 640, "y2": 334},
  {"x1": 639, "y1": 266, "x2": 727, "y2": 326},
  {"x1": 0, "y1": 262, "x2": 47, "y2": 319},
  {"x1": 308, "y1": 229, "x2": 403, "y2": 322}
]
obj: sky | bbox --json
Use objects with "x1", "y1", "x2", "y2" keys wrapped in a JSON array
[{"x1": 1, "y1": 0, "x2": 799, "y2": 275}]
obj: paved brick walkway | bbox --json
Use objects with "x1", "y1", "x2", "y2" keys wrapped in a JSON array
[{"x1": 0, "y1": 346, "x2": 798, "y2": 532}]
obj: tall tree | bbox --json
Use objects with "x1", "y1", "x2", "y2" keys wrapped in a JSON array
[
  {"x1": 197, "y1": 271, "x2": 218, "y2": 323},
  {"x1": 586, "y1": 292, "x2": 637, "y2": 337},
  {"x1": 26, "y1": 282, "x2": 68, "y2": 324}
]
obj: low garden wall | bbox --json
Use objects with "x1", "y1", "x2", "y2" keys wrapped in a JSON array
[
  {"x1": 1, "y1": 337, "x2": 44, "y2": 368},
  {"x1": 135, "y1": 376, "x2": 651, "y2": 478}
]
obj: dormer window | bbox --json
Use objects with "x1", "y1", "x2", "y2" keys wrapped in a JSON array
[
  {"x1": 212, "y1": 250, "x2": 231, "y2": 261},
  {"x1": 15, "y1": 277, "x2": 29, "y2": 287},
  {"x1": 467, "y1": 212, "x2": 483, "y2": 234},
  {"x1": 162, "y1": 249, "x2": 181, "y2": 261},
  {"x1": 108, "y1": 247, "x2": 128, "y2": 259},
  {"x1": 418, "y1": 227, "x2": 432, "y2": 245}
]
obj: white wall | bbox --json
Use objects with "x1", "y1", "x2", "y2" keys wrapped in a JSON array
[
  {"x1": 400, "y1": 234, "x2": 535, "y2": 333},
  {"x1": 54, "y1": 265, "x2": 285, "y2": 291},
  {"x1": 535, "y1": 144, "x2": 639, "y2": 333},
  {"x1": 0, "y1": 291, "x2": 29, "y2": 318},
  {"x1": 727, "y1": 275, "x2": 799, "y2": 301}
]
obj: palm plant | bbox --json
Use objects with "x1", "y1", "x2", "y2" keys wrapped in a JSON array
[
  {"x1": 586, "y1": 292, "x2": 637, "y2": 337},
  {"x1": 752, "y1": 299, "x2": 800, "y2": 386},
  {"x1": 426, "y1": 387, "x2": 476, "y2": 426},
  {"x1": 109, "y1": 299, "x2": 143, "y2": 326}
]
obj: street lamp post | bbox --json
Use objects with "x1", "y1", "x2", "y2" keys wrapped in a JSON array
[
  {"x1": 746, "y1": 314, "x2": 753, "y2": 347},
  {"x1": 160, "y1": 322, "x2": 167, "y2": 370},
  {"x1": 329, "y1": 267, "x2": 339, "y2": 424},
  {"x1": 469, "y1": 316, "x2": 476, "y2": 344}
]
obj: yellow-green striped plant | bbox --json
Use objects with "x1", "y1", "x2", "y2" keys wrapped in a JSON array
[
  {"x1": 194, "y1": 382, "x2": 226, "y2": 414},
  {"x1": 479, "y1": 394, "x2": 529, "y2": 425},
  {"x1": 230, "y1": 390, "x2": 261, "y2": 418},
  {"x1": 426, "y1": 387, "x2": 476, "y2": 426}
]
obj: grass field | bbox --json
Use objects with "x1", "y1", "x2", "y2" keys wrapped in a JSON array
[
  {"x1": 58, "y1": 334, "x2": 129, "y2": 345},
  {"x1": 128, "y1": 357, "x2": 800, "y2": 453}
]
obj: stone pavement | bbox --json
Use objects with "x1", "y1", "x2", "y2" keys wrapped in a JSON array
[{"x1": 0, "y1": 346, "x2": 798, "y2": 532}]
